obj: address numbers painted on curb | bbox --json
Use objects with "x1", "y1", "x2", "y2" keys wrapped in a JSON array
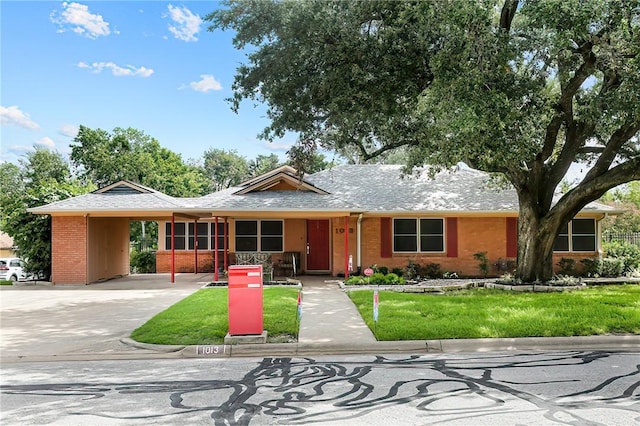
[{"x1": 196, "y1": 345, "x2": 228, "y2": 356}]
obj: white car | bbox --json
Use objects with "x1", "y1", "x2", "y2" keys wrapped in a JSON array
[{"x1": 0, "y1": 258, "x2": 29, "y2": 283}]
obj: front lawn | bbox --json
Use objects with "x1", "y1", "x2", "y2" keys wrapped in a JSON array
[
  {"x1": 348, "y1": 285, "x2": 640, "y2": 341},
  {"x1": 131, "y1": 287, "x2": 300, "y2": 345}
]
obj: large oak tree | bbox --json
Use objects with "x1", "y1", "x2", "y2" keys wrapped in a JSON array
[{"x1": 208, "y1": 0, "x2": 640, "y2": 282}]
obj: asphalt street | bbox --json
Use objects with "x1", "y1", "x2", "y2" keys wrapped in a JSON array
[{"x1": 1, "y1": 351, "x2": 639, "y2": 425}]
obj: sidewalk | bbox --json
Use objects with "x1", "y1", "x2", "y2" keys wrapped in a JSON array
[{"x1": 298, "y1": 277, "x2": 377, "y2": 345}]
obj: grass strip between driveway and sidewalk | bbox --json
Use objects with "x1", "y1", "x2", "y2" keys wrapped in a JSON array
[
  {"x1": 349, "y1": 284, "x2": 640, "y2": 341},
  {"x1": 131, "y1": 287, "x2": 300, "y2": 345}
]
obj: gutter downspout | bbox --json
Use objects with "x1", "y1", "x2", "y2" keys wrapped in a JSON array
[{"x1": 356, "y1": 213, "x2": 363, "y2": 275}]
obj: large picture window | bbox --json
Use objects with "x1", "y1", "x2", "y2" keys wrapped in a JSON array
[
  {"x1": 235, "y1": 220, "x2": 284, "y2": 252},
  {"x1": 165, "y1": 221, "x2": 228, "y2": 251},
  {"x1": 393, "y1": 218, "x2": 445, "y2": 253},
  {"x1": 553, "y1": 219, "x2": 596, "y2": 252}
]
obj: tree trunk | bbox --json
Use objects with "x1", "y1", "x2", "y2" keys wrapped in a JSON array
[{"x1": 516, "y1": 197, "x2": 562, "y2": 283}]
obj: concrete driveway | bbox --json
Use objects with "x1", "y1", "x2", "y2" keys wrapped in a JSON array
[{"x1": 0, "y1": 274, "x2": 205, "y2": 361}]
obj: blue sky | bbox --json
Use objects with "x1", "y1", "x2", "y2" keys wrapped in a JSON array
[{"x1": 1, "y1": 1, "x2": 293, "y2": 165}]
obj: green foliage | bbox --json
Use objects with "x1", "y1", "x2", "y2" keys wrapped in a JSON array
[
  {"x1": 344, "y1": 275, "x2": 366, "y2": 285},
  {"x1": 202, "y1": 148, "x2": 249, "y2": 191},
  {"x1": 473, "y1": 251, "x2": 489, "y2": 277},
  {"x1": 557, "y1": 258, "x2": 576, "y2": 276},
  {"x1": 130, "y1": 249, "x2": 156, "y2": 273},
  {"x1": 420, "y1": 263, "x2": 442, "y2": 279},
  {"x1": 248, "y1": 154, "x2": 282, "y2": 178},
  {"x1": 369, "y1": 272, "x2": 386, "y2": 285},
  {"x1": 404, "y1": 260, "x2": 420, "y2": 280},
  {"x1": 343, "y1": 273, "x2": 405, "y2": 285},
  {"x1": 209, "y1": 0, "x2": 640, "y2": 283},
  {"x1": 71, "y1": 126, "x2": 208, "y2": 197},
  {"x1": 603, "y1": 241, "x2": 640, "y2": 273},
  {"x1": 0, "y1": 149, "x2": 93, "y2": 279},
  {"x1": 348, "y1": 285, "x2": 640, "y2": 340},
  {"x1": 372, "y1": 265, "x2": 389, "y2": 275},
  {"x1": 391, "y1": 267, "x2": 404, "y2": 276},
  {"x1": 581, "y1": 257, "x2": 625, "y2": 278}
]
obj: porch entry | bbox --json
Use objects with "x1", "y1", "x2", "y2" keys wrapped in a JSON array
[{"x1": 306, "y1": 219, "x2": 330, "y2": 272}]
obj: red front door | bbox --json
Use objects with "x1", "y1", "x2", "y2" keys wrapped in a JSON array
[{"x1": 306, "y1": 220, "x2": 330, "y2": 271}]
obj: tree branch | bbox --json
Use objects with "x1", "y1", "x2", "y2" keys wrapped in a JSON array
[
  {"x1": 550, "y1": 157, "x2": 640, "y2": 220},
  {"x1": 583, "y1": 120, "x2": 640, "y2": 183},
  {"x1": 499, "y1": 0, "x2": 519, "y2": 32}
]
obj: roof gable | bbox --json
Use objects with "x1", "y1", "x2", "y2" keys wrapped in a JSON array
[
  {"x1": 234, "y1": 166, "x2": 329, "y2": 195},
  {"x1": 94, "y1": 181, "x2": 153, "y2": 195}
]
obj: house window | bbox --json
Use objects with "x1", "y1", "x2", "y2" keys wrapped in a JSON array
[
  {"x1": 553, "y1": 219, "x2": 596, "y2": 252},
  {"x1": 165, "y1": 221, "x2": 229, "y2": 251},
  {"x1": 165, "y1": 222, "x2": 186, "y2": 250},
  {"x1": 188, "y1": 223, "x2": 209, "y2": 250},
  {"x1": 393, "y1": 218, "x2": 445, "y2": 253},
  {"x1": 210, "y1": 222, "x2": 228, "y2": 251},
  {"x1": 235, "y1": 220, "x2": 283, "y2": 252},
  {"x1": 261, "y1": 220, "x2": 283, "y2": 252}
]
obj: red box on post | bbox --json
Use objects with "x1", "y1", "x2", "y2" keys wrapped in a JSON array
[{"x1": 227, "y1": 265, "x2": 263, "y2": 335}]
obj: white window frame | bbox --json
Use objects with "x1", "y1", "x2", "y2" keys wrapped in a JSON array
[
  {"x1": 392, "y1": 217, "x2": 446, "y2": 253},
  {"x1": 165, "y1": 221, "x2": 228, "y2": 251},
  {"x1": 553, "y1": 218, "x2": 597, "y2": 253}
]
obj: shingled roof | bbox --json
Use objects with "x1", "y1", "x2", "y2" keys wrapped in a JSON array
[{"x1": 29, "y1": 164, "x2": 618, "y2": 215}]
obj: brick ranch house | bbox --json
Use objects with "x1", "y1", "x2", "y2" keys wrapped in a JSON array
[{"x1": 29, "y1": 164, "x2": 619, "y2": 285}]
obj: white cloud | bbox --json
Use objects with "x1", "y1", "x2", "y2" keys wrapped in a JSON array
[
  {"x1": 0, "y1": 105, "x2": 40, "y2": 130},
  {"x1": 50, "y1": 2, "x2": 111, "y2": 39},
  {"x1": 7, "y1": 145, "x2": 34, "y2": 154},
  {"x1": 262, "y1": 141, "x2": 293, "y2": 152},
  {"x1": 36, "y1": 137, "x2": 56, "y2": 148},
  {"x1": 59, "y1": 124, "x2": 79, "y2": 137},
  {"x1": 77, "y1": 61, "x2": 154, "y2": 77},
  {"x1": 189, "y1": 74, "x2": 222, "y2": 92},
  {"x1": 166, "y1": 5, "x2": 202, "y2": 42}
]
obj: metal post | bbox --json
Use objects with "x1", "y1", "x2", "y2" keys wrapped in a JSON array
[
  {"x1": 214, "y1": 216, "x2": 219, "y2": 281},
  {"x1": 171, "y1": 213, "x2": 175, "y2": 283},
  {"x1": 344, "y1": 216, "x2": 349, "y2": 279},
  {"x1": 224, "y1": 217, "x2": 228, "y2": 271},
  {"x1": 194, "y1": 218, "x2": 198, "y2": 274}
]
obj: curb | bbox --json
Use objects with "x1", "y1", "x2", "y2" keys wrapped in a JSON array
[{"x1": 124, "y1": 335, "x2": 640, "y2": 359}]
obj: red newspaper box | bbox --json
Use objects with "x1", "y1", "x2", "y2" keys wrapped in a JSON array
[{"x1": 228, "y1": 265, "x2": 263, "y2": 335}]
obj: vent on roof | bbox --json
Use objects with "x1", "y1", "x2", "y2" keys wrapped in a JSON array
[{"x1": 102, "y1": 184, "x2": 145, "y2": 195}]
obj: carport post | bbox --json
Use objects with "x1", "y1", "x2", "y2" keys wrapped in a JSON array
[
  {"x1": 194, "y1": 217, "x2": 198, "y2": 274},
  {"x1": 224, "y1": 217, "x2": 228, "y2": 271},
  {"x1": 344, "y1": 216, "x2": 349, "y2": 279},
  {"x1": 214, "y1": 216, "x2": 219, "y2": 281},
  {"x1": 171, "y1": 213, "x2": 175, "y2": 283}
]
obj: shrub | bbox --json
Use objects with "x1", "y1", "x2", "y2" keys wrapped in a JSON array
[
  {"x1": 549, "y1": 275, "x2": 582, "y2": 286},
  {"x1": 556, "y1": 257, "x2": 576, "y2": 276},
  {"x1": 600, "y1": 258, "x2": 624, "y2": 277},
  {"x1": 369, "y1": 272, "x2": 386, "y2": 285},
  {"x1": 404, "y1": 260, "x2": 420, "y2": 279},
  {"x1": 603, "y1": 241, "x2": 640, "y2": 273},
  {"x1": 384, "y1": 272, "x2": 400, "y2": 284},
  {"x1": 391, "y1": 267, "x2": 403, "y2": 276},
  {"x1": 344, "y1": 275, "x2": 366, "y2": 285},
  {"x1": 473, "y1": 251, "x2": 489, "y2": 277},
  {"x1": 130, "y1": 249, "x2": 156, "y2": 273},
  {"x1": 420, "y1": 262, "x2": 442, "y2": 279},
  {"x1": 580, "y1": 257, "x2": 625, "y2": 277},
  {"x1": 375, "y1": 265, "x2": 389, "y2": 275}
]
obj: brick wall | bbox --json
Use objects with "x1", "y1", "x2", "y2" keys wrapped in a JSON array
[{"x1": 52, "y1": 216, "x2": 87, "y2": 284}]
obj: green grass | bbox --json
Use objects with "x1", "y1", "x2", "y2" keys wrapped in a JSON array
[
  {"x1": 131, "y1": 287, "x2": 300, "y2": 345},
  {"x1": 0, "y1": 280, "x2": 13, "y2": 285},
  {"x1": 349, "y1": 285, "x2": 640, "y2": 341}
]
